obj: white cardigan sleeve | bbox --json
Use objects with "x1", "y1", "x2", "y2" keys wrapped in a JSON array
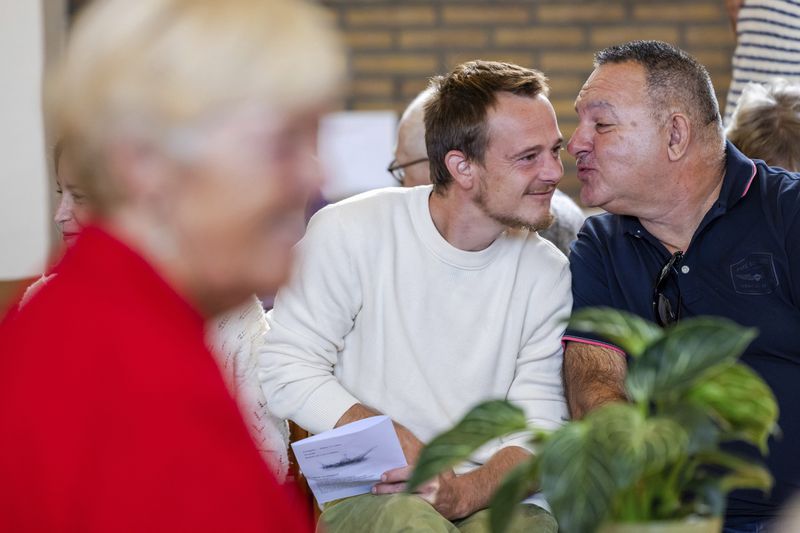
[
  {"x1": 207, "y1": 296, "x2": 290, "y2": 481},
  {"x1": 258, "y1": 206, "x2": 363, "y2": 434}
]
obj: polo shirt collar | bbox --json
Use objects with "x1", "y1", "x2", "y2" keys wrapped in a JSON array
[{"x1": 719, "y1": 140, "x2": 758, "y2": 211}]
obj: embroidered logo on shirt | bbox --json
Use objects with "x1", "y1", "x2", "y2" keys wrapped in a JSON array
[{"x1": 730, "y1": 253, "x2": 779, "y2": 295}]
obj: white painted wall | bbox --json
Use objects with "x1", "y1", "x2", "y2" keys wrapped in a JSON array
[
  {"x1": 318, "y1": 111, "x2": 398, "y2": 202},
  {"x1": 0, "y1": 0, "x2": 52, "y2": 280}
]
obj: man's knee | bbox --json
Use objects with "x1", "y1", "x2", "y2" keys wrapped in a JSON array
[
  {"x1": 456, "y1": 504, "x2": 557, "y2": 533},
  {"x1": 319, "y1": 493, "x2": 457, "y2": 533},
  {"x1": 514, "y1": 504, "x2": 558, "y2": 533}
]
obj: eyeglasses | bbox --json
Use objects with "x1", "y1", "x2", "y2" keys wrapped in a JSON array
[
  {"x1": 387, "y1": 157, "x2": 429, "y2": 183},
  {"x1": 652, "y1": 250, "x2": 684, "y2": 327}
]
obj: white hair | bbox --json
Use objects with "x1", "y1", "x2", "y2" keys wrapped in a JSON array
[{"x1": 46, "y1": 0, "x2": 345, "y2": 210}]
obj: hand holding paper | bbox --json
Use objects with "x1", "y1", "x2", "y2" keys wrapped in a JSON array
[
  {"x1": 373, "y1": 464, "x2": 465, "y2": 520},
  {"x1": 291, "y1": 416, "x2": 407, "y2": 504}
]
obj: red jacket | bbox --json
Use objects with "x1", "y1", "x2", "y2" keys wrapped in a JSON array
[{"x1": 0, "y1": 227, "x2": 311, "y2": 533}]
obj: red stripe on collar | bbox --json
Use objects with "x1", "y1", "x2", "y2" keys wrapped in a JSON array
[{"x1": 741, "y1": 160, "x2": 757, "y2": 198}]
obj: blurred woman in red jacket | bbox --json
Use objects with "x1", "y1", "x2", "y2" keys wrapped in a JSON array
[{"x1": 0, "y1": 0, "x2": 343, "y2": 531}]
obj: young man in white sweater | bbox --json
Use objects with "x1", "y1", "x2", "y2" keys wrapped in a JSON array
[{"x1": 260, "y1": 60, "x2": 571, "y2": 533}]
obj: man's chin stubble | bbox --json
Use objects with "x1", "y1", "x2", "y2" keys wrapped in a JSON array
[
  {"x1": 474, "y1": 183, "x2": 555, "y2": 233},
  {"x1": 488, "y1": 210, "x2": 555, "y2": 233}
]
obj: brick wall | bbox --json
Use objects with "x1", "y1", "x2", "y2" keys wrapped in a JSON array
[
  {"x1": 321, "y1": 0, "x2": 736, "y2": 198},
  {"x1": 67, "y1": 0, "x2": 736, "y2": 199}
]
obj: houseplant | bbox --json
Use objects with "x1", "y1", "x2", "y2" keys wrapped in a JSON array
[{"x1": 408, "y1": 308, "x2": 779, "y2": 533}]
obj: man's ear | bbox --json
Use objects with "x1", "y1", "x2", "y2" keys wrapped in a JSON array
[
  {"x1": 443, "y1": 150, "x2": 474, "y2": 190},
  {"x1": 667, "y1": 113, "x2": 691, "y2": 161}
]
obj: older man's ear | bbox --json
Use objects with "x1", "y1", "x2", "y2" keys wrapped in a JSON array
[{"x1": 666, "y1": 113, "x2": 691, "y2": 162}]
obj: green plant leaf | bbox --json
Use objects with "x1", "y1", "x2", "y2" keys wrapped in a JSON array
[
  {"x1": 537, "y1": 421, "x2": 617, "y2": 533},
  {"x1": 663, "y1": 404, "x2": 720, "y2": 454},
  {"x1": 686, "y1": 363, "x2": 779, "y2": 453},
  {"x1": 719, "y1": 464, "x2": 773, "y2": 495},
  {"x1": 695, "y1": 450, "x2": 773, "y2": 495},
  {"x1": 407, "y1": 400, "x2": 527, "y2": 492},
  {"x1": 588, "y1": 403, "x2": 689, "y2": 483},
  {"x1": 568, "y1": 307, "x2": 663, "y2": 357},
  {"x1": 690, "y1": 477, "x2": 727, "y2": 517},
  {"x1": 627, "y1": 317, "x2": 757, "y2": 402},
  {"x1": 488, "y1": 456, "x2": 539, "y2": 533},
  {"x1": 536, "y1": 404, "x2": 691, "y2": 529}
]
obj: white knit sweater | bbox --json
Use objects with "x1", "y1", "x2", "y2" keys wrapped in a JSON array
[
  {"x1": 259, "y1": 186, "x2": 571, "y2": 463},
  {"x1": 207, "y1": 296, "x2": 289, "y2": 481}
]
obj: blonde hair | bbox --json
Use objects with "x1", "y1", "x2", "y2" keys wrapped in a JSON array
[
  {"x1": 46, "y1": 0, "x2": 344, "y2": 212},
  {"x1": 726, "y1": 79, "x2": 800, "y2": 172}
]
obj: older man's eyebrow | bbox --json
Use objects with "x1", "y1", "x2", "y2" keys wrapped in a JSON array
[{"x1": 576, "y1": 100, "x2": 620, "y2": 120}]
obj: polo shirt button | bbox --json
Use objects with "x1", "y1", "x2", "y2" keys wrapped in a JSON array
[{"x1": 681, "y1": 265, "x2": 690, "y2": 274}]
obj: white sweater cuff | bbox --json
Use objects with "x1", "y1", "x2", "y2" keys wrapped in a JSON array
[{"x1": 293, "y1": 379, "x2": 360, "y2": 435}]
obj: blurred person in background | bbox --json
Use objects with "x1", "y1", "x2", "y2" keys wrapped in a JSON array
[
  {"x1": 773, "y1": 494, "x2": 800, "y2": 532},
  {"x1": 726, "y1": 78, "x2": 800, "y2": 172},
  {"x1": 389, "y1": 87, "x2": 435, "y2": 188},
  {"x1": 391, "y1": 86, "x2": 585, "y2": 256},
  {"x1": 207, "y1": 296, "x2": 291, "y2": 481},
  {"x1": 53, "y1": 141, "x2": 88, "y2": 247},
  {"x1": 723, "y1": 0, "x2": 800, "y2": 124},
  {"x1": 19, "y1": 142, "x2": 90, "y2": 305},
  {"x1": 24, "y1": 140, "x2": 292, "y2": 480},
  {"x1": 0, "y1": 0, "x2": 343, "y2": 531}
]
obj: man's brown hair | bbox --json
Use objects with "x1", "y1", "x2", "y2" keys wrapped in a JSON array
[{"x1": 424, "y1": 60, "x2": 549, "y2": 193}]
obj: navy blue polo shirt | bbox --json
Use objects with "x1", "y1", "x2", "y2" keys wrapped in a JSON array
[{"x1": 565, "y1": 141, "x2": 800, "y2": 525}]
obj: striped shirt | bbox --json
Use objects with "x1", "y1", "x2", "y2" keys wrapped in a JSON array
[{"x1": 725, "y1": 0, "x2": 800, "y2": 123}]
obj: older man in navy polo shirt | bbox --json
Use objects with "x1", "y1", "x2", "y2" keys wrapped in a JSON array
[{"x1": 563, "y1": 40, "x2": 800, "y2": 533}]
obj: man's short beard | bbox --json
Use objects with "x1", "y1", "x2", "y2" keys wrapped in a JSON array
[{"x1": 476, "y1": 180, "x2": 555, "y2": 233}]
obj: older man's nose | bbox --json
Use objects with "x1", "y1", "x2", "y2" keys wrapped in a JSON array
[{"x1": 567, "y1": 125, "x2": 591, "y2": 158}]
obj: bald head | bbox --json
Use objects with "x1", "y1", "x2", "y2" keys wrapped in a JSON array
[{"x1": 394, "y1": 87, "x2": 435, "y2": 187}]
